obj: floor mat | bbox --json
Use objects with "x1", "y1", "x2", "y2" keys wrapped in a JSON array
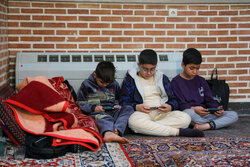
[{"x1": 120, "y1": 136, "x2": 250, "y2": 166}]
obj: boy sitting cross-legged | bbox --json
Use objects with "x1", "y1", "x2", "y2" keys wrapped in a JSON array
[{"x1": 171, "y1": 48, "x2": 238, "y2": 131}]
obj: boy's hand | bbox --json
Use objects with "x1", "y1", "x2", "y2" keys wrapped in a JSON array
[
  {"x1": 214, "y1": 106, "x2": 224, "y2": 117},
  {"x1": 157, "y1": 103, "x2": 172, "y2": 113},
  {"x1": 136, "y1": 104, "x2": 151, "y2": 113},
  {"x1": 191, "y1": 106, "x2": 209, "y2": 116},
  {"x1": 113, "y1": 105, "x2": 121, "y2": 109},
  {"x1": 95, "y1": 106, "x2": 104, "y2": 112}
]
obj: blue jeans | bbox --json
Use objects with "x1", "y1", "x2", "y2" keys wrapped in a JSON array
[
  {"x1": 183, "y1": 109, "x2": 238, "y2": 129},
  {"x1": 91, "y1": 105, "x2": 134, "y2": 136}
]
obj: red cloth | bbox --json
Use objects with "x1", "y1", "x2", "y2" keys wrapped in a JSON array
[{"x1": 5, "y1": 76, "x2": 102, "y2": 151}]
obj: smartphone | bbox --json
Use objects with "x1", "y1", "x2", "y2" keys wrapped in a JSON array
[
  {"x1": 103, "y1": 107, "x2": 119, "y2": 111},
  {"x1": 149, "y1": 106, "x2": 166, "y2": 110},
  {"x1": 207, "y1": 108, "x2": 223, "y2": 114}
]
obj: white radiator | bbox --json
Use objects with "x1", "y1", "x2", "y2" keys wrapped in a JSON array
[{"x1": 16, "y1": 52, "x2": 182, "y2": 92}]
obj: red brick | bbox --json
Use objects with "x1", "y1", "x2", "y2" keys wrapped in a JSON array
[
  {"x1": 103, "y1": 30, "x2": 122, "y2": 36},
  {"x1": 239, "y1": 89, "x2": 250, "y2": 94},
  {"x1": 101, "y1": 17, "x2": 121, "y2": 22},
  {"x1": 33, "y1": 30, "x2": 54, "y2": 35},
  {"x1": 56, "y1": 44, "x2": 77, "y2": 49},
  {"x1": 156, "y1": 11, "x2": 169, "y2": 16},
  {"x1": 101, "y1": 44, "x2": 121, "y2": 49},
  {"x1": 56, "y1": 30, "x2": 77, "y2": 35},
  {"x1": 168, "y1": 31, "x2": 186, "y2": 36},
  {"x1": 216, "y1": 64, "x2": 235, "y2": 68},
  {"x1": 8, "y1": 2, "x2": 30, "y2": 7},
  {"x1": 112, "y1": 37, "x2": 131, "y2": 42},
  {"x1": 123, "y1": 4, "x2": 144, "y2": 9},
  {"x1": 79, "y1": 30, "x2": 100, "y2": 35},
  {"x1": 207, "y1": 57, "x2": 226, "y2": 62},
  {"x1": 218, "y1": 37, "x2": 237, "y2": 42},
  {"x1": 21, "y1": 37, "x2": 42, "y2": 41},
  {"x1": 166, "y1": 44, "x2": 185, "y2": 49},
  {"x1": 187, "y1": 44, "x2": 207, "y2": 48},
  {"x1": 208, "y1": 44, "x2": 227, "y2": 48},
  {"x1": 113, "y1": 10, "x2": 133, "y2": 15},
  {"x1": 67, "y1": 37, "x2": 88, "y2": 42},
  {"x1": 67, "y1": 23, "x2": 88, "y2": 28},
  {"x1": 68, "y1": 9, "x2": 89, "y2": 14},
  {"x1": 239, "y1": 23, "x2": 250, "y2": 28},
  {"x1": 9, "y1": 43, "x2": 30, "y2": 48},
  {"x1": 167, "y1": 6, "x2": 187, "y2": 10},
  {"x1": 8, "y1": 37, "x2": 19, "y2": 42},
  {"x1": 197, "y1": 24, "x2": 216, "y2": 29},
  {"x1": 210, "y1": 6, "x2": 229, "y2": 10},
  {"x1": 90, "y1": 10, "x2": 111, "y2": 15},
  {"x1": 236, "y1": 63, "x2": 250, "y2": 68},
  {"x1": 176, "y1": 24, "x2": 195, "y2": 29},
  {"x1": 21, "y1": 22, "x2": 42, "y2": 27},
  {"x1": 8, "y1": 15, "x2": 30, "y2": 20},
  {"x1": 55, "y1": 3, "x2": 76, "y2": 8},
  {"x1": 146, "y1": 31, "x2": 165, "y2": 36},
  {"x1": 135, "y1": 11, "x2": 154, "y2": 15},
  {"x1": 218, "y1": 50, "x2": 237, "y2": 55},
  {"x1": 90, "y1": 23, "x2": 110, "y2": 28},
  {"x1": 167, "y1": 17, "x2": 186, "y2": 22},
  {"x1": 33, "y1": 44, "x2": 54, "y2": 48},
  {"x1": 101, "y1": 4, "x2": 122, "y2": 9},
  {"x1": 231, "y1": 5, "x2": 250, "y2": 9},
  {"x1": 197, "y1": 37, "x2": 216, "y2": 42},
  {"x1": 188, "y1": 17, "x2": 208, "y2": 22},
  {"x1": 178, "y1": 11, "x2": 196, "y2": 16},
  {"x1": 124, "y1": 44, "x2": 143, "y2": 49},
  {"x1": 218, "y1": 24, "x2": 237, "y2": 29},
  {"x1": 21, "y1": 9, "x2": 43, "y2": 13},
  {"x1": 239, "y1": 50, "x2": 250, "y2": 55},
  {"x1": 198, "y1": 11, "x2": 217, "y2": 16},
  {"x1": 8, "y1": 22, "x2": 19, "y2": 27},
  {"x1": 210, "y1": 30, "x2": 228, "y2": 35},
  {"x1": 45, "y1": 9, "x2": 66, "y2": 14},
  {"x1": 189, "y1": 31, "x2": 208, "y2": 36},
  {"x1": 189, "y1": 6, "x2": 208, "y2": 10},
  {"x1": 90, "y1": 37, "x2": 110, "y2": 42},
  {"x1": 146, "y1": 4, "x2": 166, "y2": 9},
  {"x1": 232, "y1": 17, "x2": 250, "y2": 22},
  {"x1": 134, "y1": 24, "x2": 153, "y2": 29},
  {"x1": 44, "y1": 37, "x2": 65, "y2": 42},
  {"x1": 33, "y1": 15, "x2": 54, "y2": 21},
  {"x1": 229, "y1": 82, "x2": 247, "y2": 87},
  {"x1": 240, "y1": 10, "x2": 250, "y2": 15},
  {"x1": 219, "y1": 11, "x2": 238, "y2": 16},
  {"x1": 210, "y1": 17, "x2": 229, "y2": 22},
  {"x1": 79, "y1": 44, "x2": 99, "y2": 49},
  {"x1": 78, "y1": 4, "x2": 99, "y2": 8},
  {"x1": 8, "y1": 8, "x2": 20, "y2": 13},
  {"x1": 229, "y1": 43, "x2": 248, "y2": 48},
  {"x1": 124, "y1": 31, "x2": 144, "y2": 36},
  {"x1": 239, "y1": 37, "x2": 250, "y2": 41},
  {"x1": 8, "y1": 29, "x2": 31, "y2": 34},
  {"x1": 229, "y1": 69, "x2": 248, "y2": 75},
  {"x1": 156, "y1": 24, "x2": 175, "y2": 29},
  {"x1": 134, "y1": 37, "x2": 153, "y2": 42},
  {"x1": 231, "y1": 30, "x2": 250, "y2": 35},
  {"x1": 123, "y1": 17, "x2": 144, "y2": 22},
  {"x1": 44, "y1": 23, "x2": 65, "y2": 28},
  {"x1": 33, "y1": 3, "x2": 54, "y2": 8},
  {"x1": 79, "y1": 16, "x2": 99, "y2": 21},
  {"x1": 156, "y1": 37, "x2": 175, "y2": 42},
  {"x1": 56, "y1": 16, "x2": 77, "y2": 21}
]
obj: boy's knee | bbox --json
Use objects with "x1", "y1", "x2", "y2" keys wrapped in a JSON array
[
  {"x1": 183, "y1": 108, "x2": 195, "y2": 115},
  {"x1": 225, "y1": 110, "x2": 238, "y2": 122}
]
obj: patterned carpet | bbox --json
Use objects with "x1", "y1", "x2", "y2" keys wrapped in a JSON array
[
  {"x1": 0, "y1": 136, "x2": 249, "y2": 166},
  {"x1": 121, "y1": 136, "x2": 250, "y2": 166}
]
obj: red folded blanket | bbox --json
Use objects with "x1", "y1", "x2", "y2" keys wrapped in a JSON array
[{"x1": 5, "y1": 76, "x2": 102, "y2": 151}]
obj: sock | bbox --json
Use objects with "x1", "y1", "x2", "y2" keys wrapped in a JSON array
[{"x1": 179, "y1": 128, "x2": 205, "y2": 137}]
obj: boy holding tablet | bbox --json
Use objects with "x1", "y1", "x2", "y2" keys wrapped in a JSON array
[{"x1": 171, "y1": 48, "x2": 238, "y2": 130}]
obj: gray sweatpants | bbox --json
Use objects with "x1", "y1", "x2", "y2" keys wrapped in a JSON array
[{"x1": 183, "y1": 109, "x2": 238, "y2": 129}]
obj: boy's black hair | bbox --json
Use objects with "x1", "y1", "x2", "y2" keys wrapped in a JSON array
[
  {"x1": 182, "y1": 48, "x2": 202, "y2": 66},
  {"x1": 138, "y1": 49, "x2": 157, "y2": 65},
  {"x1": 95, "y1": 61, "x2": 116, "y2": 83}
]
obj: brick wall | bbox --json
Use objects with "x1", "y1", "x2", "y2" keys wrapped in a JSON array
[
  {"x1": 7, "y1": 1, "x2": 250, "y2": 102},
  {"x1": 0, "y1": 0, "x2": 8, "y2": 90}
]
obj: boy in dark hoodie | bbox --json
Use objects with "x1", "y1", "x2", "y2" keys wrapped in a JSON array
[{"x1": 77, "y1": 61, "x2": 133, "y2": 143}]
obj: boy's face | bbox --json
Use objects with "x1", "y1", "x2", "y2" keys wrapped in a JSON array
[
  {"x1": 182, "y1": 63, "x2": 200, "y2": 79},
  {"x1": 138, "y1": 63, "x2": 156, "y2": 79},
  {"x1": 94, "y1": 73, "x2": 110, "y2": 87}
]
